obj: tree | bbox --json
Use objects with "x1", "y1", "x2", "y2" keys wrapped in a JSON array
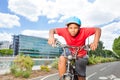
[
  {"x1": 96, "y1": 41, "x2": 104, "y2": 56},
  {"x1": 112, "y1": 36, "x2": 120, "y2": 57},
  {"x1": 88, "y1": 41, "x2": 104, "y2": 57},
  {"x1": 103, "y1": 49, "x2": 114, "y2": 57}
]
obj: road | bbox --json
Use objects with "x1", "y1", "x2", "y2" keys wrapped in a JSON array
[
  {"x1": 86, "y1": 61, "x2": 120, "y2": 80},
  {"x1": 33, "y1": 61, "x2": 120, "y2": 80}
]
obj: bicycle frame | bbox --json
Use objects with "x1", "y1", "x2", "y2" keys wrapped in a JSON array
[{"x1": 55, "y1": 40, "x2": 89, "y2": 80}]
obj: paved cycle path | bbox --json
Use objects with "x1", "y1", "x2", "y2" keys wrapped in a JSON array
[{"x1": 32, "y1": 61, "x2": 120, "y2": 80}]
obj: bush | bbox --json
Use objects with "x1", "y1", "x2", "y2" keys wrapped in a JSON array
[
  {"x1": 10, "y1": 54, "x2": 34, "y2": 78},
  {"x1": 14, "y1": 54, "x2": 34, "y2": 70},
  {"x1": 40, "y1": 65, "x2": 50, "y2": 72},
  {"x1": 10, "y1": 64, "x2": 18, "y2": 74},
  {"x1": 22, "y1": 71, "x2": 31, "y2": 78},
  {"x1": 51, "y1": 58, "x2": 58, "y2": 69},
  {"x1": 14, "y1": 70, "x2": 22, "y2": 77},
  {"x1": 88, "y1": 55, "x2": 97, "y2": 65}
]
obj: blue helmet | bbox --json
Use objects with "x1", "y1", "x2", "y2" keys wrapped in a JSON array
[{"x1": 66, "y1": 16, "x2": 81, "y2": 26}]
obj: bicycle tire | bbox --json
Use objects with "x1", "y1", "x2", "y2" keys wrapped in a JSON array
[
  {"x1": 60, "y1": 75, "x2": 72, "y2": 80},
  {"x1": 73, "y1": 75, "x2": 78, "y2": 80}
]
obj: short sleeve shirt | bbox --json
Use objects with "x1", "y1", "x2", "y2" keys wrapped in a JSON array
[{"x1": 56, "y1": 27, "x2": 96, "y2": 57}]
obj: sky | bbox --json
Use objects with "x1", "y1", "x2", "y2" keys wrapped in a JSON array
[{"x1": 0, "y1": 0, "x2": 120, "y2": 50}]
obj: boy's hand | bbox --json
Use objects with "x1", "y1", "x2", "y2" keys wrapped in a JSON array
[
  {"x1": 90, "y1": 42, "x2": 98, "y2": 51},
  {"x1": 48, "y1": 38, "x2": 56, "y2": 46},
  {"x1": 48, "y1": 29, "x2": 56, "y2": 47}
]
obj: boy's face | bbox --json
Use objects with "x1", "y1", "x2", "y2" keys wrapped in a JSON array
[{"x1": 67, "y1": 23, "x2": 80, "y2": 37}]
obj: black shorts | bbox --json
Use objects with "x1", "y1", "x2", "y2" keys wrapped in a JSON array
[
  {"x1": 75, "y1": 57, "x2": 88, "y2": 77},
  {"x1": 61, "y1": 49, "x2": 88, "y2": 77}
]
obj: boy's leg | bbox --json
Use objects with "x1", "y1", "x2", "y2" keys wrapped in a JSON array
[
  {"x1": 75, "y1": 57, "x2": 88, "y2": 80},
  {"x1": 58, "y1": 56, "x2": 67, "y2": 77},
  {"x1": 78, "y1": 76, "x2": 85, "y2": 80}
]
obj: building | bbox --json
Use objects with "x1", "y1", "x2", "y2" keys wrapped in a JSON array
[
  {"x1": 0, "y1": 41, "x2": 12, "y2": 49},
  {"x1": 13, "y1": 35, "x2": 62, "y2": 58}
]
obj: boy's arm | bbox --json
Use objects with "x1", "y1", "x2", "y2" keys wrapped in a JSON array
[
  {"x1": 48, "y1": 29, "x2": 57, "y2": 45},
  {"x1": 90, "y1": 27, "x2": 101, "y2": 50}
]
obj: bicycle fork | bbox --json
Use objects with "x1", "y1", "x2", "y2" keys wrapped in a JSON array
[
  {"x1": 66, "y1": 60, "x2": 70, "y2": 73},
  {"x1": 65, "y1": 59, "x2": 74, "y2": 80}
]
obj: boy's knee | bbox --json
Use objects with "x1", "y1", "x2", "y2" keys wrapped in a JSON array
[{"x1": 59, "y1": 56, "x2": 66, "y2": 64}]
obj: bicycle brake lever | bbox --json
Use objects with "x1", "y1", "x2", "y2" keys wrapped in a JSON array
[{"x1": 84, "y1": 45, "x2": 90, "y2": 51}]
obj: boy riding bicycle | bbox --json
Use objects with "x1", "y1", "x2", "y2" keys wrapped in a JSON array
[{"x1": 48, "y1": 16, "x2": 101, "y2": 80}]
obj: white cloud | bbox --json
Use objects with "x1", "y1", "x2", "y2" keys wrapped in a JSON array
[
  {"x1": 8, "y1": 0, "x2": 60, "y2": 22},
  {"x1": 8, "y1": 0, "x2": 40, "y2": 22},
  {"x1": 48, "y1": 19, "x2": 56, "y2": 24},
  {"x1": 8, "y1": 0, "x2": 120, "y2": 25},
  {"x1": 94, "y1": 0, "x2": 120, "y2": 16},
  {"x1": 21, "y1": 30, "x2": 49, "y2": 38},
  {"x1": 0, "y1": 13, "x2": 20, "y2": 28},
  {"x1": 101, "y1": 22, "x2": 120, "y2": 50},
  {"x1": 0, "y1": 32, "x2": 13, "y2": 42},
  {"x1": 86, "y1": 22, "x2": 120, "y2": 50},
  {"x1": 21, "y1": 29, "x2": 66, "y2": 43}
]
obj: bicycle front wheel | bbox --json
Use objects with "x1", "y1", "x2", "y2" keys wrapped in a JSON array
[{"x1": 60, "y1": 75, "x2": 72, "y2": 80}]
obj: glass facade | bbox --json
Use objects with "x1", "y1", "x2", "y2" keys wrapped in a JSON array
[{"x1": 13, "y1": 35, "x2": 62, "y2": 58}]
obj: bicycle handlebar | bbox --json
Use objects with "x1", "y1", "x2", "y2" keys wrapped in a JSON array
[
  {"x1": 52, "y1": 39, "x2": 90, "y2": 59},
  {"x1": 54, "y1": 39, "x2": 90, "y2": 51}
]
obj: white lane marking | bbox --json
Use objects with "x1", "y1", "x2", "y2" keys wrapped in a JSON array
[
  {"x1": 108, "y1": 74, "x2": 116, "y2": 79},
  {"x1": 114, "y1": 79, "x2": 120, "y2": 80},
  {"x1": 100, "y1": 64, "x2": 111, "y2": 71},
  {"x1": 86, "y1": 72, "x2": 97, "y2": 80},
  {"x1": 100, "y1": 67, "x2": 107, "y2": 71},
  {"x1": 29, "y1": 76, "x2": 44, "y2": 80},
  {"x1": 99, "y1": 77, "x2": 108, "y2": 79},
  {"x1": 99, "y1": 74, "x2": 120, "y2": 80},
  {"x1": 41, "y1": 73, "x2": 58, "y2": 80}
]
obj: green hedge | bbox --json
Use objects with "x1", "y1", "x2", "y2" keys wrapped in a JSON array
[
  {"x1": 0, "y1": 49, "x2": 13, "y2": 56},
  {"x1": 88, "y1": 56, "x2": 116, "y2": 65},
  {"x1": 51, "y1": 56, "x2": 117, "y2": 68}
]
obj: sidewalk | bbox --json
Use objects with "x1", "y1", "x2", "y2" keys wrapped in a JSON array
[
  {"x1": 0, "y1": 65, "x2": 40, "y2": 75},
  {"x1": 0, "y1": 68, "x2": 10, "y2": 75}
]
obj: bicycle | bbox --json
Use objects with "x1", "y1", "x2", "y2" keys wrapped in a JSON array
[{"x1": 54, "y1": 39, "x2": 90, "y2": 80}]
